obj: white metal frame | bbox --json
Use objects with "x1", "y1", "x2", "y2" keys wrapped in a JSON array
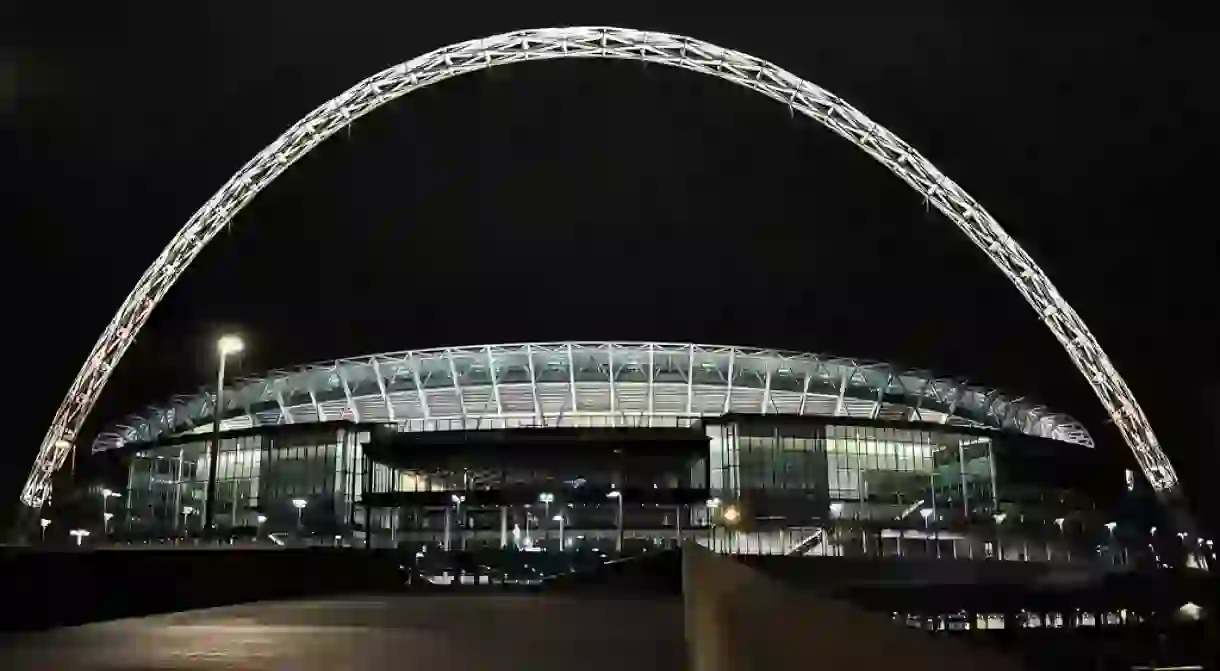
[
  {"x1": 90, "y1": 341, "x2": 1091, "y2": 451},
  {"x1": 20, "y1": 27, "x2": 1177, "y2": 508}
]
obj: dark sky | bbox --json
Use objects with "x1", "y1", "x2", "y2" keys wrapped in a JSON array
[{"x1": 6, "y1": 2, "x2": 1218, "y2": 526}]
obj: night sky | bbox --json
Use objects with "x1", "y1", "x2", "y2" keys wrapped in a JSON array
[{"x1": 6, "y1": 2, "x2": 1218, "y2": 528}]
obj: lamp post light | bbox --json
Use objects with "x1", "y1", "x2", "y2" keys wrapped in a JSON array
[
  {"x1": 204, "y1": 334, "x2": 244, "y2": 532},
  {"x1": 181, "y1": 505, "x2": 196, "y2": 532},
  {"x1": 1104, "y1": 521, "x2": 1118, "y2": 565},
  {"x1": 40, "y1": 518, "x2": 51, "y2": 542},
  {"x1": 292, "y1": 498, "x2": 308, "y2": 532},
  {"x1": 70, "y1": 528, "x2": 90, "y2": 547},
  {"x1": 256, "y1": 514, "x2": 267, "y2": 540},
  {"x1": 920, "y1": 508, "x2": 934, "y2": 556},
  {"x1": 1054, "y1": 517, "x2": 1068, "y2": 562},
  {"x1": 450, "y1": 494, "x2": 466, "y2": 551},
  {"x1": 553, "y1": 514, "x2": 565, "y2": 551},
  {"x1": 539, "y1": 493, "x2": 554, "y2": 546},
  {"x1": 607, "y1": 491, "x2": 623, "y2": 553},
  {"x1": 101, "y1": 488, "x2": 121, "y2": 536},
  {"x1": 993, "y1": 512, "x2": 1007, "y2": 560}
]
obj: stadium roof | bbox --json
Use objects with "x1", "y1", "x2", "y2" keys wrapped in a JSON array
[{"x1": 92, "y1": 342, "x2": 1093, "y2": 451}]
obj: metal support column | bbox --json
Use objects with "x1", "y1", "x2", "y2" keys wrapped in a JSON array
[{"x1": 500, "y1": 506, "x2": 508, "y2": 548}]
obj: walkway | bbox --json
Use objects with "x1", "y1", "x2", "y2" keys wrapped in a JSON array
[{"x1": 0, "y1": 595, "x2": 686, "y2": 670}]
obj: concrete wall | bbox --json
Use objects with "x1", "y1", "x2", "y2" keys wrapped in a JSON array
[{"x1": 681, "y1": 542, "x2": 1024, "y2": 671}]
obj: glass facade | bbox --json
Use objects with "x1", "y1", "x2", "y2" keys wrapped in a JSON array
[
  {"x1": 703, "y1": 417, "x2": 1137, "y2": 564},
  {"x1": 107, "y1": 416, "x2": 1160, "y2": 572},
  {"x1": 123, "y1": 426, "x2": 379, "y2": 538}
]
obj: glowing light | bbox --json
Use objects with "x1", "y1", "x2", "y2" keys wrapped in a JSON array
[
  {"x1": 722, "y1": 506, "x2": 741, "y2": 524},
  {"x1": 217, "y1": 335, "x2": 244, "y2": 356},
  {"x1": 292, "y1": 498, "x2": 307, "y2": 509}
]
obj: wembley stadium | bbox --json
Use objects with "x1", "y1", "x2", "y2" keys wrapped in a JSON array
[{"x1": 65, "y1": 339, "x2": 1194, "y2": 569}]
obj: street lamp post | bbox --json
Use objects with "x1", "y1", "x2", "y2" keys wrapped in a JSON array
[
  {"x1": 607, "y1": 491, "x2": 623, "y2": 553},
  {"x1": 1054, "y1": 517, "x2": 1067, "y2": 562},
  {"x1": 830, "y1": 501, "x2": 844, "y2": 557},
  {"x1": 1104, "y1": 521, "x2": 1118, "y2": 565},
  {"x1": 101, "y1": 488, "x2": 120, "y2": 539},
  {"x1": 553, "y1": 514, "x2": 565, "y2": 551},
  {"x1": 292, "y1": 498, "x2": 308, "y2": 533},
  {"x1": 181, "y1": 505, "x2": 196, "y2": 535},
  {"x1": 256, "y1": 514, "x2": 267, "y2": 541},
  {"x1": 449, "y1": 494, "x2": 465, "y2": 551},
  {"x1": 539, "y1": 493, "x2": 554, "y2": 547},
  {"x1": 70, "y1": 529, "x2": 90, "y2": 547},
  {"x1": 920, "y1": 508, "x2": 934, "y2": 557},
  {"x1": 40, "y1": 518, "x2": 51, "y2": 542},
  {"x1": 204, "y1": 334, "x2": 243, "y2": 533},
  {"x1": 993, "y1": 512, "x2": 1007, "y2": 560}
]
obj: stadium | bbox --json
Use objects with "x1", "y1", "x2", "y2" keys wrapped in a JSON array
[{"x1": 79, "y1": 340, "x2": 1166, "y2": 567}]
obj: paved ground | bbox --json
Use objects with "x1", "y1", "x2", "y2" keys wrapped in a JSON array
[{"x1": 0, "y1": 595, "x2": 686, "y2": 670}]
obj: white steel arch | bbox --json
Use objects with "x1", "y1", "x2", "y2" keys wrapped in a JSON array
[{"x1": 20, "y1": 26, "x2": 1179, "y2": 507}]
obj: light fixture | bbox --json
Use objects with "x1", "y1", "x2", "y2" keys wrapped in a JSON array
[
  {"x1": 706, "y1": 497, "x2": 721, "y2": 509},
  {"x1": 919, "y1": 508, "x2": 933, "y2": 519},
  {"x1": 722, "y1": 505, "x2": 741, "y2": 524},
  {"x1": 40, "y1": 518, "x2": 51, "y2": 529},
  {"x1": 257, "y1": 514, "x2": 267, "y2": 524},
  {"x1": 1054, "y1": 517, "x2": 1066, "y2": 527},
  {"x1": 538, "y1": 493, "x2": 554, "y2": 504},
  {"x1": 993, "y1": 513, "x2": 1007, "y2": 524},
  {"x1": 1104, "y1": 521, "x2": 1117, "y2": 531},
  {"x1": 606, "y1": 491, "x2": 621, "y2": 499},
  {"x1": 217, "y1": 334, "x2": 244, "y2": 355},
  {"x1": 292, "y1": 498, "x2": 308, "y2": 509},
  {"x1": 829, "y1": 502, "x2": 844, "y2": 515}
]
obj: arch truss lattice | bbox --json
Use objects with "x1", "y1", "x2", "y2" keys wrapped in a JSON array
[{"x1": 20, "y1": 26, "x2": 1179, "y2": 507}]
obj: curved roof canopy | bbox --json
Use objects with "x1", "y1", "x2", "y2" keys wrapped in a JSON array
[{"x1": 92, "y1": 342, "x2": 1093, "y2": 451}]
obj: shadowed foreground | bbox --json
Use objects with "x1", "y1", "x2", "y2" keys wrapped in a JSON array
[{"x1": 0, "y1": 595, "x2": 686, "y2": 670}]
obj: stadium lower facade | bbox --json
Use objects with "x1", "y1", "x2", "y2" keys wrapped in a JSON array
[{"x1": 81, "y1": 342, "x2": 1189, "y2": 569}]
